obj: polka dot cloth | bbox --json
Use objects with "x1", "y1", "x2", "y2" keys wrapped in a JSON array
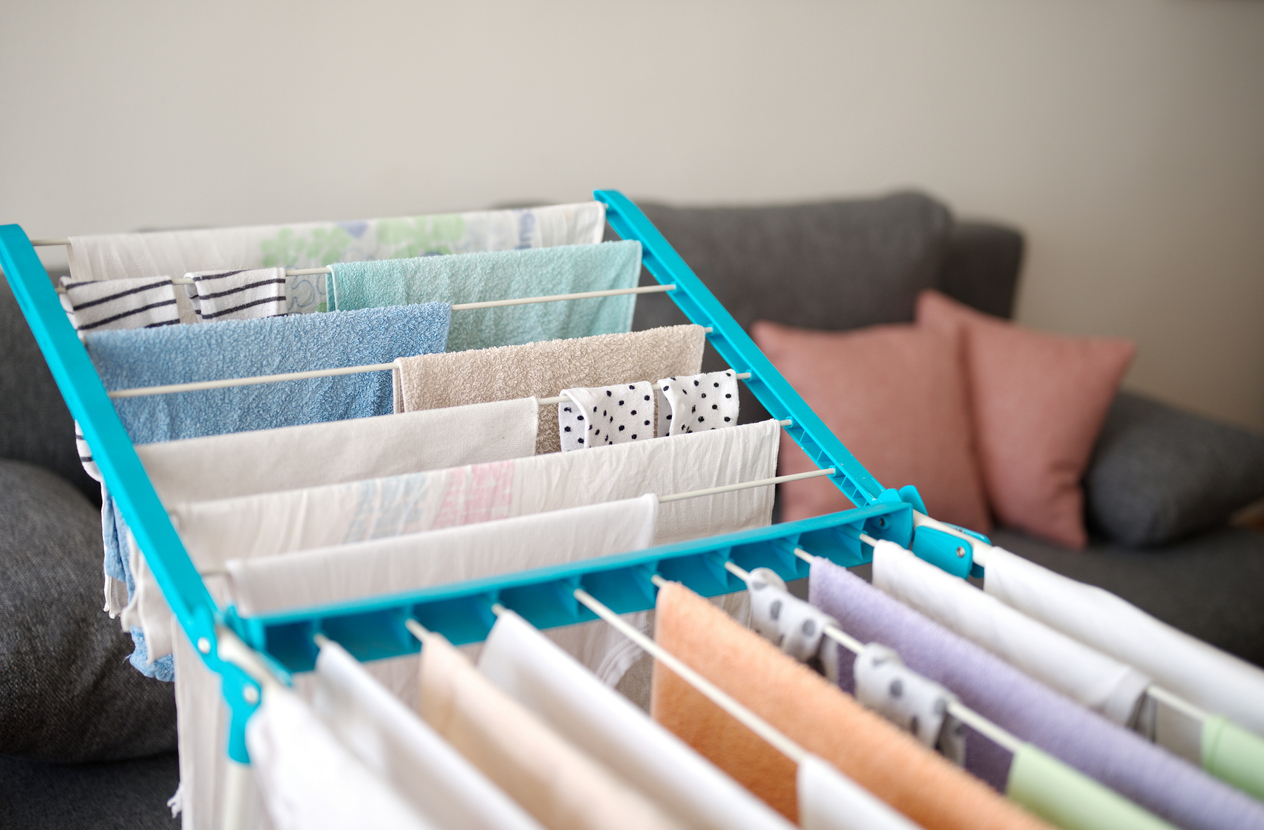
[
  {"x1": 745, "y1": 567, "x2": 840, "y2": 684},
  {"x1": 854, "y1": 643, "x2": 966, "y2": 765},
  {"x1": 558, "y1": 381, "x2": 656, "y2": 452},
  {"x1": 655, "y1": 370, "x2": 740, "y2": 437}
]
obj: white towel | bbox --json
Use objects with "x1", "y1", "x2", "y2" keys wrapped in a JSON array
[
  {"x1": 134, "y1": 399, "x2": 540, "y2": 662},
  {"x1": 656, "y1": 371, "x2": 740, "y2": 436},
  {"x1": 247, "y1": 686, "x2": 437, "y2": 830},
  {"x1": 170, "y1": 420, "x2": 779, "y2": 565},
  {"x1": 559, "y1": 382, "x2": 657, "y2": 451},
  {"x1": 796, "y1": 755, "x2": 922, "y2": 830},
  {"x1": 226, "y1": 497, "x2": 659, "y2": 686},
  {"x1": 479, "y1": 610, "x2": 796, "y2": 830},
  {"x1": 185, "y1": 268, "x2": 287, "y2": 321},
  {"x1": 874, "y1": 541, "x2": 1152, "y2": 727},
  {"x1": 67, "y1": 202, "x2": 606, "y2": 283},
  {"x1": 984, "y1": 545, "x2": 1264, "y2": 738},
  {"x1": 311, "y1": 641, "x2": 544, "y2": 830}
]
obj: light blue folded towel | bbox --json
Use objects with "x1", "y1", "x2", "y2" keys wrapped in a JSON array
[
  {"x1": 328, "y1": 240, "x2": 641, "y2": 353},
  {"x1": 86, "y1": 303, "x2": 451, "y2": 443},
  {"x1": 85, "y1": 303, "x2": 449, "y2": 678}
]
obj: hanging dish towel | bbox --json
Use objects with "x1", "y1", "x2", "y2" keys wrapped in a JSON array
[
  {"x1": 649, "y1": 581, "x2": 1052, "y2": 830},
  {"x1": 185, "y1": 268, "x2": 287, "y2": 322},
  {"x1": 328, "y1": 241, "x2": 642, "y2": 352},
  {"x1": 311, "y1": 641, "x2": 544, "y2": 830},
  {"x1": 808, "y1": 557, "x2": 1264, "y2": 830},
  {"x1": 559, "y1": 382, "x2": 657, "y2": 451},
  {"x1": 871, "y1": 541, "x2": 1151, "y2": 727},
  {"x1": 131, "y1": 399, "x2": 538, "y2": 665},
  {"x1": 393, "y1": 325, "x2": 706, "y2": 454},
  {"x1": 419, "y1": 632, "x2": 684, "y2": 830},
  {"x1": 60, "y1": 276, "x2": 182, "y2": 331},
  {"x1": 168, "y1": 419, "x2": 778, "y2": 563},
  {"x1": 136, "y1": 398, "x2": 539, "y2": 505},
  {"x1": 478, "y1": 610, "x2": 796, "y2": 830},
  {"x1": 246, "y1": 685, "x2": 437, "y2": 830},
  {"x1": 67, "y1": 202, "x2": 607, "y2": 284},
  {"x1": 223, "y1": 497, "x2": 658, "y2": 687},
  {"x1": 983, "y1": 546, "x2": 1264, "y2": 740},
  {"x1": 656, "y1": 371, "x2": 740, "y2": 436}
]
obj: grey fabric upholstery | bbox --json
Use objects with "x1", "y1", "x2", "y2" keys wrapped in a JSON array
[
  {"x1": 989, "y1": 526, "x2": 1264, "y2": 668},
  {"x1": 0, "y1": 276, "x2": 98, "y2": 504},
  {"x1": 0, "y1": 459, "x2": 177, "y2": 762},
  {"x1": 937, "y1": 221, "x2": 1024, "y2": 319},
  {"x1": 0, "y1": 751, "x2": 179, "y2": 830},
  {"x1": 1085, "y1": 391, "x2": 1264, "y2": 547}
]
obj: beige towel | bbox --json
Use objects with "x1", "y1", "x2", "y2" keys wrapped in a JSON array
[
  {"x1": 394, "y1": 325, "x2": 707, "y2": 454},
  {"x1": 419, "y1": 633, "x2": 683, "y2": 830}
]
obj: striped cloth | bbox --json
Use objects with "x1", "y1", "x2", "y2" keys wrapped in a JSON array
[
  {"x1": 60, "y1": 276, "x2": 181, "y2": 332},
  {"x1": 60, "y1": 276, "x2": 183, "y2": 483},
  {"x1": 185, "y1": 267, "x2": 287, "y2": 321}
]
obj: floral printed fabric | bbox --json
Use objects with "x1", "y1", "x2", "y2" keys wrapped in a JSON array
[
  {"x1": 558, "y1": 382, "x2": 656, "y2": 451},
  {"x1": 655, "y1": 370, "x2": 740, "y2": 436}
]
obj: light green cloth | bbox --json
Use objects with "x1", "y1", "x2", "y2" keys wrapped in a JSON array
[
  {"x1": 1203, "y1": 714, "x2": 1264, "y2": 802},
  {"x1": 1007, "y1": 743, "x2": 1177, "y2": 830},
  {"x1": 328, "y1": 241, "x2": 641, "y2": 352}
]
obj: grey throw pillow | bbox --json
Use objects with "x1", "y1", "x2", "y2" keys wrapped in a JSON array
[
  {"x1": 0, "y1": 459, "x2": 177, "y2": 762},
  {"x1": 1085, "y1": 392, "x2": 1264, "y2": 547}
]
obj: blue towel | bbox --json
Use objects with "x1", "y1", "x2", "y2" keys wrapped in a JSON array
[
  {"x1": 86, "y1": 303, "x2": 450, "y2": 677},
  {"x1": 328, "y1": 241, "x2": 641, "y2": 353}
]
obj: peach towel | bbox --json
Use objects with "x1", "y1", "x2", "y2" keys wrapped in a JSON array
[
  {"x1": 419, "y1": 633, "x2": 682, "y2": 830},
  {"x1": 650, "y1": 582, "x2": 1051, "y2": 830}
]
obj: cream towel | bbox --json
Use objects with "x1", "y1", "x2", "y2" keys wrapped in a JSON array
[
  {"x1": 394, "y1": 325, "x2": 706, "y2": 454},
  {"x1": 134, "y1": 399, "x2": 539, "y2": 663},
  {"x1": 419, "y1": 633, "x2": 683, "y2": 830}
]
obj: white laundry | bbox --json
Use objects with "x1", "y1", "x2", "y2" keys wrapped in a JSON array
[
  {"x1": 853, "y1": 642, "x2": 965, "y2": 764},
  {"x1": 796, "y1": 755, "x2": 922, "y2": 830},
  {"x1": 745, "y1": 568, "x2": 840, "y2": 684},
  {"x1": 185, "y1": 268, "x2": 287, "y2": 322},
  {"x1": 984, "y1": 545, "x2": 1264, "y2": 738},
  {"x1": 656, "y1": 371, "x2": 740, "y2": 436},
  {"x1": 873, "y1": 540, "x2": 1152, "y2": 727},
  {"x1": 479, "y1": 610, "x2": 796, "y2": 830},
  {"x1": 133, "y1": 398, "x2": 540, "y2": 663},
  {"x1": 559, "y1": 382, "x2": 656, "y2": 451}
]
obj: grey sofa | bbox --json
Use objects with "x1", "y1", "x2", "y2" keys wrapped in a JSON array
[{"x1": 3, "y1": 192, "x2": 1262, "y2": 828}]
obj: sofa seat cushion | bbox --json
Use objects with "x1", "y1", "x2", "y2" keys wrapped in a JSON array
[{"x1": 0, "y1": 459, "x2": 176, "y2": 762}]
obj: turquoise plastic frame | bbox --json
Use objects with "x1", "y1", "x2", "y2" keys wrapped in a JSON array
[{"x1": 0, "y1": 191, "x2": 948, "y2": 762}]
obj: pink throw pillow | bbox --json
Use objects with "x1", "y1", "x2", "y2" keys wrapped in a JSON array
[
  {"x1": 917, "y1": 290, "x2": 1135, "y2": 549},
  {"x1": 752, "y1": 320, "x2": 992, "y2": 533}
]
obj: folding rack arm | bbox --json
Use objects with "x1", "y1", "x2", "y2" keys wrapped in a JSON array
[
  {"x1": 0, "y1": 225, "x2": 261, "y2": 761},
  {"x1": 597, "y1": 190, "x2": 886, "y2": 509}
]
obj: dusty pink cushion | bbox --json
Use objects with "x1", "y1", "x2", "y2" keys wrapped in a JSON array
[
  {"x1": 752, "y1": 320, "x2": 992, "y2": 533},
  {"x1": 917, "y1": 290, "x2": 1135, "y2": 548}
]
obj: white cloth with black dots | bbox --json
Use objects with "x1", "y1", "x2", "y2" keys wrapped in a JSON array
[
  {"x1": 745, "y1": 568, "x2": 840, "y2": 685},
  {"x1": 853, "y1": 642, "x2": 966, "y2": 765},
  {"x1": 656, "y1": 371, "x2": 739, "y2": 437},
  {"x1": 558, "y1": 382, "x2": 656, "y2": 451}
]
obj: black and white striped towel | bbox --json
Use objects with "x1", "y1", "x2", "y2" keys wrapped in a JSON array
[
  {"x1": 185, "y1": 267, "x2": 287, "y2": 321},
  {"x1": 60, "y1": 276, "x2": 181, "y2": 332},
  {"x1": 60, "y1": 276, "x2": 182, "y2": 482}
]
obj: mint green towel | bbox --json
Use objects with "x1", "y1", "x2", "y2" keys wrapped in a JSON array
[
  {"x1": 328, "y1": 241, "x2": 642, "y2": 352},
  {"x1": 1007, "y1": 743, "x2": 1177, "y2": 830},
  {"x1": 1203, "y1": 715, "x2": 1264, "y2": 802}
]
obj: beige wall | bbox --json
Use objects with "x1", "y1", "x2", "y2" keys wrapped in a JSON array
[{"x1": 3, "y1": 0, "x2": 1262, "y2": 429}]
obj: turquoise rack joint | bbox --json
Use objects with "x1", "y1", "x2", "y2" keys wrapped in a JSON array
[{"x1": 0, "y1": 190, "x2": 987, "y2": 766}]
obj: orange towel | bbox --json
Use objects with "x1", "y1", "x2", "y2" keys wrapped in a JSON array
[{"x1": 650, "y1": 582, "x2": 1051, "y2": 830}]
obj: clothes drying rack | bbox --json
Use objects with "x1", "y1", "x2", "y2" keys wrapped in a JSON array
[{"x1": 0, "y1": 189, "x2": 994, "y2": 771}]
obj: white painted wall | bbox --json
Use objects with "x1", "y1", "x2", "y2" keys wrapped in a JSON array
[{"x1": 3, "y1": 0, "x2": 1262, "y2": 428}]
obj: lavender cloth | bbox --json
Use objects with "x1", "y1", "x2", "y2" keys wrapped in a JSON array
[{"x1": 809, "y1": 558, "x2": 1264, "y2": 830}]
